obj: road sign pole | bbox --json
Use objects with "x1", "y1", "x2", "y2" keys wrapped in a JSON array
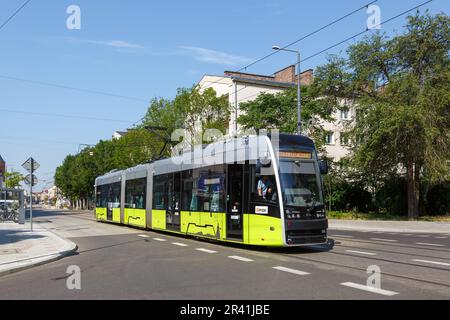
[
  {"x1": 30, "y1": 158, "x2": 33, "y2": 232},
  {"x1": 22, "y1": 157, "x2": 39, "y2": 232}
]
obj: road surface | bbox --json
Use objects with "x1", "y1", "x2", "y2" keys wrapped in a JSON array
[{"x1": 0, "y1": 209, "x2": 449, "y2": 299}]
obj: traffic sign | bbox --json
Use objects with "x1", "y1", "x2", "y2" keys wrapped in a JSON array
[
  {"x1": 24, "y1": 174, "x2": 38, "y2": 186},
  {"x1": 22, "y1": 157, "x2": 40, "y2": 173}
]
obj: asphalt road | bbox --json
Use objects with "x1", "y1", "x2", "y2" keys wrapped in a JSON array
[{"x1": 0, "y1": 209, "x2": 449, "y2": 300}]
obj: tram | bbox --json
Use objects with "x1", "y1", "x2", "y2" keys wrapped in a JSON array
[{"x1": 95, "y1": 133, "x2": 329, "y2": 247}]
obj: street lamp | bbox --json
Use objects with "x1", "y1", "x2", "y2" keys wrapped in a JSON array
[{"x1": 272, "y1": 45, "x2": 302, "y2": 135}]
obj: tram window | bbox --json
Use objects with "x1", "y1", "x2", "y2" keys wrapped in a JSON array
[
  {"x1": 153, "y1": 175, "x2": 166, "y2": 210},
  {"x1": 195, "y1": 169, "x2": 210, "y2": 212},
  {"x1": 251, "y1": 164, "x2": 278, "y2": 204},
  {"x1": 208, "y1": 165, "x2": 225, "y2": 212},
  {"x1": 107, "y1": 182, "x2": 121, "y2": 208},
  {"x1": 96, "y1": 185, "x2": 108, "y2": 208},
  {"x1": 181, "y1": 170, "x2": 195, "y2": 211},
  {"x1": 125, "y1": 178, "x2": 146, "y2": 209}
]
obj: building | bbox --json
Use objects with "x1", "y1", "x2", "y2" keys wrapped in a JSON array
[
  {"x1": 196, "y1": 65, "x2": 352, "y2": 162},
  {"x1": 0, "y1": 155, "x2": 5, "y2": 188},
  {"x1": 112, "y1": 131, "x2": 128, "y2": 140}
]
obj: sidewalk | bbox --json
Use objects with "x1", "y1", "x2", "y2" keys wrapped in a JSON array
[
  {"x1": 329, "y1": 219, "x2": 450, "y2": 234},
  {"x1": 0, "y1": 222, "x2": 77, "y2": 276}
]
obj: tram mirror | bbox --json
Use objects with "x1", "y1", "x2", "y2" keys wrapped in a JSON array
[{"x1": 319, "y1": 160, "x2": 329, "y2": 175}]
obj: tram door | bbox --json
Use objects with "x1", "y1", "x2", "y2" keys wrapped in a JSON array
[
  {"x1": 226, "y1": 165, "x2": 244, "y2": 240},
  {"x1": 166, "y1": 173, "x2": 181, "y2": 231}
]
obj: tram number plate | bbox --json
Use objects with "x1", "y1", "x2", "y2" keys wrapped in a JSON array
[{"x1": 231, "y1": 215, "x2": 240, "y2": 220}]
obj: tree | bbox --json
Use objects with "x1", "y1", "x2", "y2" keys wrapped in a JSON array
[
  {"x1": 142, "y1": 87, "x2": 230, "y2": 147},
  {"x1": 237, "y1": 86, "x2": 333, "y2": 151},
  {"x1": 313, "y1": 12, "x2": 450, "y2": 219},
  {"x1": 5, "y1": 171, "x2": 24, "y2": 189}
]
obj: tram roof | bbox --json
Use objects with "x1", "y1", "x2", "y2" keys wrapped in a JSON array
[{"x1": 95, "y1": 133, "x2": 316, "y2": 185}]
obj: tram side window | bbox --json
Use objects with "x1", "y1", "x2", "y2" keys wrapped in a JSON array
[
  {"x1": 107, "y1": 182, "x2": 121, "y2": 208},
  {"x1": 251, "y1": 162, "x2": 279, "y2": 204},
  {"x1": 125, "y1": 178, "x2": 146, "y2": 209},
  {"x1": 195, "y1": 169, "x2": 210, "y2": 212},
  {"x1": 181, "y1": 170, "x2": 196, "y2": 211},
  {"x1": 208, "y1": 165, "x2": 225, "y2": 213},
  {"x1": 96, "y1": 185, "x2": 108, "y2": 208},
  {"x1": 153, "y1": 175, "x2": 166, "y2": 210}
]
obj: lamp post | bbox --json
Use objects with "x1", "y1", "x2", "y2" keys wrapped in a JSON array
[{"x1": 272, "y1": 45, "x2": 302, "y2": 135}]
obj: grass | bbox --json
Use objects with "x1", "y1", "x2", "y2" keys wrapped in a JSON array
[{"x1": 327, "y1": 211, "x2": 450, "y2": 222}]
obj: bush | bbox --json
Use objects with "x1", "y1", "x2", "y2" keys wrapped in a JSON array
[
  {"x1": 425, "y1": 182, "x2": 450, "y2": 216},
  {"x1": 375, "y1": 177, "x2": 408, "y2": 216},
  {"x1": 323, "y1": 175, "x2": 372, "y2": 213}
]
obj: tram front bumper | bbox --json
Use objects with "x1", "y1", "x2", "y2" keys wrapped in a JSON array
[{"x1": 285, "y1": 218, "x2": 328, "y2": 246}]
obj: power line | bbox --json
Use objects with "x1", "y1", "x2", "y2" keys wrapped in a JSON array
[
  {"x1": 0, "y1": 0, "x2": 32, "y2": 31},
  {"x1": 199, "y1": 1, "x2": 378, "y2": 92},
  {"x1": 0, "y1": 108, "x2": 134, "y2": 123},
  {"x1": 0, "y1": 75, "x2": 151, "y2": 103},
  {"x1": 230, "y1": 0, "x2": 434, "y2": 105}
]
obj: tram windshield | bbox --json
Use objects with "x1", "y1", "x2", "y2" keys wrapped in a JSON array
[{"x1": 279, "y1": 160, "x2": 323, "y2": 208}]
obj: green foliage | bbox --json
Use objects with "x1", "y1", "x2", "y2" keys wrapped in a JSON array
[
  {"x1": 425, "y1": 182, "x2": 450, "y2": 215},
  {"x1": 314, "y1": 11, "x2": 450, "y2": 218},
  {"x1": 5, "y1": 171, "x2": 25, "y2": 189},
  {"x1": 55, "y1": 86, "x2": 229, "y2": 201},
  {"x1": 237, "y1": 86, "x2": 333, "y2": 151}
]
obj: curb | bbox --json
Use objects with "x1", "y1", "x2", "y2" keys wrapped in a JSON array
[
  {"x1": 328, "y1": 223, "x2": 450, "y2": 234},
  {"x1": 0, "y1": 230, "x2": 78, "y2": 277}
]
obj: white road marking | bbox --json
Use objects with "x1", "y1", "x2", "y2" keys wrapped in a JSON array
[
  {"x1": 272, "y1": 266, "x2": 310, "y2": 276},
  {"x1": 138, "y1": 234, "x2": 149, "y2": 238},
  {"x1": 331, "y1": 234, "x2": 354, "y2": 238},
  {"x1": 370, "y1": 238, "x2": 398, "y2": 242},
  {"x1": 341, "y1": 282, "x2": 398, "y2": 296},
  {"x1": 415, "y1": 242, "x2": 445, "y2": 247},
  {"x1": 412, "y1": 259, "x2": 450, "y2": 267},
  {"x1": 434, "y1": 236, "x2": 448, "y2": 239},
  {"x1": 152, "y1": 238, "x2": 167, "y2": 242},
  {"x1": 196, "y1": 248, "x2": 217, "y2": 254},
  {"x1": 228, "y1": 256, "x2": 254, "y2": 262},
  {"x1": 417, "y1": 235, "x2": 430, "y2": 238},
  {"x1": 172, "y1": 242, "x2": 188, "y2": 247},
  {"x1": 346, "y1": 250, "x2": 377, "y2": 256},
  {"x1": 386, "y1": 233, "x2": 398, "y2": 235},
  {"x1": 401, "y1": 234, "x2": 412, "y2": 236},
  {"x1": 373, "y1": 231, "x2": 385, "y2": 234}
]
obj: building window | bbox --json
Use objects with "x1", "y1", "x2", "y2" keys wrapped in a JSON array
[
  {"x1": 325, "y1": 132, "x2": 334, "y2": 145},
  {"x1": 340, "y1": 133, "x2": 350, "y2": 146},
  {"x1": 340, "y1": 109, "x2": 350, "y2": 120}
]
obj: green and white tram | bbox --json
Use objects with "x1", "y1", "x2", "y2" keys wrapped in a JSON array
[{"x1": 95, "y1": 133, "x2": 329, "y2": 247}]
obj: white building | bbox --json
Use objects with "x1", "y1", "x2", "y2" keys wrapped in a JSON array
[{"x1": 196, "y1": 66, "x2": 352, "y2": 162}]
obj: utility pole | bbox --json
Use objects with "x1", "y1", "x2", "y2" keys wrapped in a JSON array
[
  {"x1": 30, "y1": 158, "x2": 33, "y2": 232},
  {"x1": 234, "y1": 81, "x2": 238, "y2": 137}
]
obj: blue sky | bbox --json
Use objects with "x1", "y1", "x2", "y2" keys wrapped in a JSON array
[{"x1": 0, "y1": 0, "x2": 448, "y2": 191}]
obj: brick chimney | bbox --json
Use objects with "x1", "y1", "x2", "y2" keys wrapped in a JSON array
[
  {"x1": 274, "y1": 65, "x2": 295, "y2": 83},
  {"x1": 296, "y1": 69, "x2": 314, "y2": 86}
]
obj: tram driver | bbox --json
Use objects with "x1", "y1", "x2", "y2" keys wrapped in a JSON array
[{"x1": 257, "y1": 175, "x2": 275, "y2": 201}]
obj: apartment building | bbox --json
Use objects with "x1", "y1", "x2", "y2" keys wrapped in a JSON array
[{"x1": 196, "y1": 65, "x2": 351, "y2": 161}]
